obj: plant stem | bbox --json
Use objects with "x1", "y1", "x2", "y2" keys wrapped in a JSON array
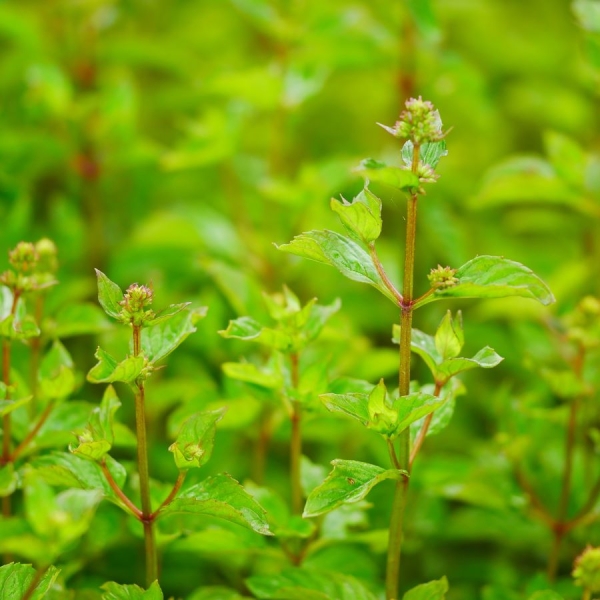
[
  {"x1": 29, "y1": 295, "x2": 44, "y2": 417},
  {"x1": 152, "y1": 471, "x2": 186, "y2": 519},
  {"x1": 369, "y1": 244, "x2": 403, "y2": 305},
  {"x1": 132, "y1": 324, "x2": 158, "y2": 586},
  {"x1": 290, "y1": 352, "x2": 302, "y2": 515},
  {"x1": 100, "y1": 460, "x2": 143, "y2": 520},
  {"x1": 10, "y1": 400, "x2": 55, "y2": 462},
  {"x1": 386, "y1": 143, "x2": 420, "y2": 600},
  {"x1": 409, "y1": 381, "x2": 443, "y2": 467}
]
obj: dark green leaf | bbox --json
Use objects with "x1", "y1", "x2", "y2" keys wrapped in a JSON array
[
  {"x1": 95, "y1": 270, "x2": 124, "y2": 320},
  {"x1": 304, "y1": 459, "x2": 405, "y2": 517},
  {"x1": 276, "y1": 230, "x2": 398, "y2": 304},
  {"x1": 159, "y1": 473, "x2": 272, "y2": 535}
]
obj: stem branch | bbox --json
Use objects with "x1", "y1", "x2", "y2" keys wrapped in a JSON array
[
  {"x1": 100, "y1": 460, "x2": 143, "y2": 520},
  {"x1": 409, "y1": 381, "x2": 443, "y2": 468},
  {"x1": 151, "y1": 471, "x2": 186, "y2": 519}
]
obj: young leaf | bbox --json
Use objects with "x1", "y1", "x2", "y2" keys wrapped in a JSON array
[
  {"x1": 276, "y1": 230, "x2": 398, "y2": 304},
  {"x1": 435, "y1": 347, "x2": 503, "y2": 380},
  {"x1": 222, "y1": 362, "x2": 283, "y2": 389},
  {"x1": 70, "y1": 385, "x2": 121, "y2": 461},
  {"x1": 87, "y1": 348, "x2": 145, "y2": 384},
  {"x1": 168, "y1": 408, "x2": 226, "y2": 470},
  {"x1": 0, "y1": 315, "x2": 40, "y2": 340},
  {"x1": 320, "y1": 391, "x2": 370, "y2": 427},
  {"x1": 219, "y1": 316, "x2": 293, "y2": 351},
  {"x1": 401, "y1": 140, "x2": 448, "y2": 169},
  {"x1": 403, "y1": 576, "x2": 449, "y2": 600},
  {"x1": 434, "y1": 311, "x2": 463, "y2": 360},
  {"x1": 303, "y1": 459, "x2": 406, "y2": 517},
  {"x1": 367, "y1": 379, "x2": 397, "y2": 435},
  {"x1": 392, "y1": 392, "x2": 446, "y2": 434},
  {"x1": 101, "y1": 581, "x2": 163, "y2": 600},
  {"x1": 330, "y1": 187, "x2": 382, "y2": 244},
  {"x1": 95, "y1": 270, "x2": 124, "y2": 320},
  {"x1": 0, "y1": 563, "x2": 60, "y2": 600},
  {"x1": 38, "y1": 340, "x2": 76, "y2": 399},
  {"x1": 144, "y1": 302, "x2": 190, "y2": 326},
  {"x1": 158, "y1": 473, "x2": 272, "y2": 535},
  {"x1": 300, "y1": 298, "x2": 341, "y2": 344},
  {"x1": 142, "y1": 307, "x2": 207, "y2": 363},
  {"x1": 418, "y1": 256, "x2": 555, "y2": 307},
  {"x1": 355, "y1": 158, "x2": 420, "y2": 191}
]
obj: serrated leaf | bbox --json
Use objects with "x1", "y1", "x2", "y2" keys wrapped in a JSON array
[
  {"x1": 222, "y1": 362, "x2": 283, "y2": 389},
  {"x1": 101, "y1": 581, "x2": 164, "y2": 600},
  {"x1": 417, "y1": 256, "x2": 555, "y2": 307},
  {"x1": 39, "y1": 340, "x2": 75, "y2": 399},
  {"x1": 355, "y1": 158, "x2": 420, "y2": 191},
  {"x1": 168, "y1": 408, "x2": 226, "y2": 470},
  {"x1": 320, "y1": 391, "x2": 370, "y2": 427},
  {"x1": 87, "y1": 348, "x2": 145, "y2": 384},
  {"x1": 434, "y1": 311, "x2": 463, "y2": 360},
  {"x1": 276, "y1": 230, "x2": 398, "y2": 304},
  {"x1": 70, "y1": 386, "x2": 121, "y2": 461},
  {"x1": 142, "y1": 307, "x2": 207, "y2": 363},
  {"x1": 95, "y1": 270, "x2": 124, "y2": 320},
  {"x1": 303, "y1": 459, "x2": 405, "y2": 517},
  {"x1": 219, "y1": 316, "x2": 293, "y2": 351},
  {"x1": 401, "y1": 140, "x2": 448, "y2": 169},
  {"x1": 392, "y1": 392, "x2": 446, "y2": 434},
  {"x1": 330, "y1": 187, "x2": 382, "y2": 243},
  {"x1": 0, "y1": 563, "x2": 60, "y2": 600},
  {"x1": 403, "y1": 576, "x2": 449, "y2": 600},
  {"x1": 158, "y1": 473, "x2": 272, "y2": 535}
]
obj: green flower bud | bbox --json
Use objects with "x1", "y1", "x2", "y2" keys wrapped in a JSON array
[
  {"x1": 35, "y1": 238, "x2": 58, "y2": 274},
  {"x1": 387, "y1": 97, "x2": 444, "y2": 145},
  {"x1": 119, "y1": 284, "x2": 155, "y2": 326},
  {"x1": 573, "y1": 546, "x2": 600, "y2": 592},
  {"x1": 8, "y1": 242, "x2": 38, "y2": 273},
  {"x1": 428, "y1": 265, "x2": 458, "y2": 289}
]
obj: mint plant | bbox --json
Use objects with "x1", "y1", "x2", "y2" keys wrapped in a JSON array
[{"x1": 277, "y1": 97, "x2": 555, "y2": 598}]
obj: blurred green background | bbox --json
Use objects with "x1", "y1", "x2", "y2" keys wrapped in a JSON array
[{"x1": 1, "y1": 0, "x2": 600, "y2": 598}]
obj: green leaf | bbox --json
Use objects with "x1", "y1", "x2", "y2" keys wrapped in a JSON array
[
  {"x1": 320, "y1": 390, "x2": 371, "y2": 427},
  {"x1": 418, "y1": 256, "x2": 555, "y2": 307},
  {"x1": 142, "y1": 307, "x2": 207, "y2": 363},
  {"x1": 145, "y1": 302, "x2": 190, "y2": 326},
  {"x1": 544, "y1": 130, "x2": 586, "y2": 189},
  {"x1": 0, "y1": 314, "x2": 40, "y2": 340},
  {"x1": 367, "y1": 379, "x2": 397, "y2": 435},
  {"x1": 222, "y1": 362, "x2": 283, "y2": 388},
  {"x1": 393, "y1": 325, "x2": 441, "y2": 375},
  {"x1": 0, "y1": 396, "x2": 31, "y2": 417},
  {"x1": 246, "y1": 567, "x2": 379, "y2": 600},
  {"x1": 276, "y1": 230, "x2": 398, "y2": 304},
  {"x1": 187, "y1": 588, "x2": 247, "y2": 600},
  {"x1": 158, "y1": 473, "x2": 272, "y2": 535},
  {"x1": 0, "y1": 464, "x2": 17, "y2": 497},
  {"x1": 168, "y1": 408, "x2": 226, "y2": 470},
  {"x1": 303, "y1": 459, "x2": 405, "y2": 517},
  {"x1": 95, "y1": 270, "x2": 124, "y2": 320},
  {"x1": 101, "y1": 581, "x2": 163, "y2": 600},
  {"x1": 436, "y1": 347, "x2": 504, "y2": 379},
  {"x1": 392, "y1": 392, "x2": 446, "y2": 434},
  {"x1": 401, "y1": 140, "x2": 448, "y2": 169},
  {"x1": 434, "y1": 311, "x2": 463, "y2": 360},
  {"x1": 0, "y1": 563, "x2": 60, "y2": 600},
  {"x1": 38, "y1": 340, "x2": 76, "y2": 399},
  {"x1": 219, "y1": 316, "x2": 293, "y2": 351},
  {"x1": 330, "y1": 187, "x2": 382, "y2": 244},
  {"x1": 355, "y1": 158, "x2": 420, "y2": 191},
  {"x1": 403, "y1": 576, "x2": 449, "y2": 600},
  {"x1": 87, "y1": 347, "x2": 145, "y2": 384},
  {"x1": 70, "y1": 386, "x2": 121, "y2": 461},
  {"x1": 299, "y1": 298, "x2": 341, "y2": 344}
]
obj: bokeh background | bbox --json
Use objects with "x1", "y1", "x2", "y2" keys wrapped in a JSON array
[{"x1": 1, "y1": 0, "x2": 599, "y2": 598}]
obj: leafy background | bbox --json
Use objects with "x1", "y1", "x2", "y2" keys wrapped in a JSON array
[{"x1": 1, "y1": 0, "x2": 599, "y2": 598}]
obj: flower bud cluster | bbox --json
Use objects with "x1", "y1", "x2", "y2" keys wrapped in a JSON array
[
  {"x1": 427, "y1": 265, "x2": 458, "y2": 289},
  {"x1": 573, "y1": 545, "x2": 600, "y2": 592},
  {"x1": 394, "y1": 97, "x2": 444, "y2": 145},
  {"x1": 119, "y1": 283, "x2": 155, "y2": 326},
  {"x1": 0, "y1": 240, "x2": 58, "y2": 294},
  {"x1": 565, "y1": 296, "x2": 600, "y2": 349}
]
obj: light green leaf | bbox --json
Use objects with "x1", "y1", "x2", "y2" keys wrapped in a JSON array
[
  {"x1": 168, "y1": 408, "x2": 226, "y2": 470},
  {"x1": 544, "y1": 130, "x2": 586, "y2": 189},
  {"x1": 159, "y1": 473, "x2": 272, "y2": 535},
  {"x1": 393, "y1": 325, "x2": 440, "y2": 374},
  {"x1": 219, "y1": 316, "x2": 293, "y2": 351},
  {"x1": 434, "y1": 311, "x2": 463, "y2": 360},
  {"x1": 392, "y1": 392, "x2": 446, "y2": 434},
  {"x1": 355, "y1": 158, "x2": 420, "y2": 191},
  {"x1": 87, "y1": 348, "x2": 145, "y2": 384},
  {"x1": 0, "y1": 314, "x2": 40, "y2": 340},
  {"x1": 101, "y1": 580, "x2": 164, "y2": 600},
  {"x1": 276, "y1": 230, "x2": 398, "y2": 304},
  {"x1": 0, "y1": 563, "x2": 60, "y2": 600},
  {"x1": 418, "y1": 256, "x2": 555, "y2": 307},
  {"x1": 320, "y1": 391, "x2": 370, "y2": 427},
  {"x1": 222, "y1": 362, "x2": 282, "y2": 389},
  {"x1": 145, "y1": 303, "x2": 190, "y2": 326},
  {"x1": 95, "y1": 270, "x2": 124, "y2": 320},
  {"x1": 436, "y1": 347, "x2": 503, "y2": 379},
  {"x1": 70, "y1": 385, "x2": 121, "y2": 461},
  {"x1": 142, "y1": 307, "x2": 207, "y2": 363},
  {"x1": 401, "y1": 140, "x2": 448, "y2": 169},
  {"x1": 367, "y1": 379, "x2": 397, "y2": 435},
  {"x1": 303, "y1": 459, "x2": 405, "y2": 517},
  {"x1": 330, "y1": 187, "x2": 382, "y2": 244},
  {"x1": 403, "y1": 576, "x2": 449, "y2": 600},
  {"x1": 38, "y1": 340, "x2": 75, "y2": 399},
  {"x1": 0, "y1": 464, "x2": 17, "y2": 497},
  {"x1": 0, "y1": 396, "x2": 31, "y2": 417},
  {"x1": 299, "y1": 298, "x2": 341, "y2": 344}
]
